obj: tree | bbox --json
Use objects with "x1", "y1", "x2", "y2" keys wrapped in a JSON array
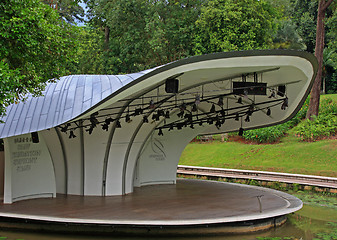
[
  {"x1": 193, "y1": 0, "x2": 279, "y2": 54},
  {"x1": 322, "y1": 48, "x2": 336, "y2": 93},
  {"x1": 83, "y1": 0, "x2": 203, "y2": 74},
  {"x1": 0, "y1": 0, "x2": 78, "y2": 117},
  {"x1": 43, "y1": 0, "x2": 85, "y2": 24},
  {"x1": 306, "y1": 0, "x2": 334, "y2": 120}
]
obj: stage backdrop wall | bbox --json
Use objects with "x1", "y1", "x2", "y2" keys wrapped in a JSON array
[{"x1": 4, "y1": 134, "x2": 56, "y2": 203}]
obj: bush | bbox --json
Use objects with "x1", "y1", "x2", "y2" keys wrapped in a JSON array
[
  {"x1": 241, "y1": 97, "x2": 309, "y2": 143},
  {"x1": 292, "y1": 113, "x2": 337, "y2": 141},
  {"x1": 319, "y1": 97, "x2": 337, "y2": 115},
  {"x1": 242, "y1": 123, "x2": 290, "y2": 143}
]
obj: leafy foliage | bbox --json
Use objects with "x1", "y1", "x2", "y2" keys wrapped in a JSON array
[
  {"x1": 193, "y1": 0, "x2": 278, "y2": 54},
  {"x1": 83, "y1": 0, "x2": 203, "y2": 74},
  {"x1": 292, "y1": 113, "x2": 337, "y2": 141},
  {"x1": 0, "y1": 0, "x2": 78, "y2": 117},
  {"x1": 241, "y1": 97, "x2": 310, "y2": 143}
]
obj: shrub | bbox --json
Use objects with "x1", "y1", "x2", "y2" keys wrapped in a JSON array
[
  {"x1": 242, "y1": 123, "x2": 290, "y2": 143},
  {"x1": 292, "y1": 113, "x2": 337, "y2": 141}
]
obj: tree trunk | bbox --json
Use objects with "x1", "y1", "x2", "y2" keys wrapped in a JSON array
[
  {"x1": 306, "y1": 0, "x2": 334, "y2": 120},
  {"x1": 104, "y1": 26, "x2": 110, "y2": 51}
]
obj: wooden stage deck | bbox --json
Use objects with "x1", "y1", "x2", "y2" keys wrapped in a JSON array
[{"x1": 0, "y1": 179, "x2": 301, "y2": 226}]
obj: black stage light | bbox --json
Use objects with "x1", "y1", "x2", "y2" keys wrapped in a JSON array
[
  {"x1": 245, "y1": 115, "x2": 250, "y2": 122},
  {"x1": 267, "y1": 108, "x2": 271, "y2": 116},
  {"x1": 210, "y1": 104, "x2": 216, "y2": 113},
  {"x1": 31, "y1": 132, "x2": 39, "y2": 143},
  {"x1": 135, "y1": 108, "x2": 143, "y2": 115},
  {"x1": 281, "y1": 98, "x2": 288, "y2": 110},
  {"x1": 69, "y1": 130, "x2": 76, "y2": 139},
  {"x1": 269, "y1": 91, "x2": 276, "y2": 98},
  {"x1": 102, "y1": 123, "x2": 109, "y2": 131},
  {"x1": 116, "y1": 120, "x2": 122, "y2": 128},
  {"x1": 86, "y1": 127, "x2": 94, "y2": 135},
  {"x1": 125, "y1": 114, "x2": 131, "y2": 123},
  {"x1": 235, "y1": 113, "x2": 240, "y2": 121},
  {"x1": 143, "y1": 115, "x2": 149, "y2": 123},
  {"x1": 165, "y1": 78, "x2": 179, "y2": 93},
  {"x1": 177, "y1": 111, "x2": 184, "y2": 118},
  {"x1": 278, "y1": 85, "x2": 286, "y2": 97},
  {"x1": 237, "y1": 97, "x2": 242, "y2": 104},
  {"x1": 218, "y1": 96, "x2": 224, "y2": 106},
  {"x1": 60, "y1": 123, "x2": 70, "y2": 133},
  {"x1": 192, "y1": 104, "x2": 198, "y2": 112}
]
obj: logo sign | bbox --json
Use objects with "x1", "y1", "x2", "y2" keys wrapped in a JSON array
[{"x1": 150, "y1": 136, "x2": 166, "y2": 161}]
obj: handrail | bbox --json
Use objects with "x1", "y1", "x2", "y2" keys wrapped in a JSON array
[{"x1": 177, "y1": 165, "x2": 337, "y2": 189}]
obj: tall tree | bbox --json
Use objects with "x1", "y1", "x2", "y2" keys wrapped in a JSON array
[
  {"x1": 43, "y1": 0, "x2": 85, "y2": 24},
  {"x1": 0, "y1": 0, "x2": 78, "y2": 117},
  {"x1": 193, "y1": 0, "x2": 279, "y2": 54},
  {"x1": 306, "y1": 0, "x2": 334, "y2": 120}
]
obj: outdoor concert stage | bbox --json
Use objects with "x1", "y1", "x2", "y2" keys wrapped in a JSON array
[{"x1": 0, "y1": 179, "x2": 302, "y2": 235}]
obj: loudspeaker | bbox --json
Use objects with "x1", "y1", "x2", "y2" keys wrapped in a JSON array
[
  {"x1": 165, "y1": 78, "x2": 179, "y2": 93},
  {"x1": 31, "y1": 132, "x2": 39, "y2": 143},
  {"x1": 278, "y1": 85, "x2": 286, "y2": 97},
  {"x1": 233, "y1": 82, "x2": 267, "y2": 95}
]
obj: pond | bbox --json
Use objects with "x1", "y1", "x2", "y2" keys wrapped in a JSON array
[{"x1": 0, "y1": 202, "x2": 336, "y2": 240}]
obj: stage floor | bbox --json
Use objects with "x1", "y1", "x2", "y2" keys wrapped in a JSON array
[{"x1": 0, "y1": 179, "x2": 302, "y2": 226}]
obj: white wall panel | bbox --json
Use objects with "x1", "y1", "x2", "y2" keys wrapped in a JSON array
[{"x1": 4, "y1": 134, "x2": 56, "y2": 203}]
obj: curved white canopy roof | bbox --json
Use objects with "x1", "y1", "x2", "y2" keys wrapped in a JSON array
[{"x1": 0, "y1": 50, "x2": 317, "y2": 139}]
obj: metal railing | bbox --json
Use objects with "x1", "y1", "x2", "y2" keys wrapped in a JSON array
[{"x1": 177, "y1": 165, "x2": 337, "y2": 189}]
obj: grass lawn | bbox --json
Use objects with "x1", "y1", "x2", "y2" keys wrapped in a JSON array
[
  {"x1": 179, "y1": 135, "x2": 337, "y2": 177},
  {"x1": 180, "y1": 94, "x2": 337, "y2": 177}
]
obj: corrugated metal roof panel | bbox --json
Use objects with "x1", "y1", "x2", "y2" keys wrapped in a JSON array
[{"x1": 0, "y1": 72, "x2": 145, "y2": 139}]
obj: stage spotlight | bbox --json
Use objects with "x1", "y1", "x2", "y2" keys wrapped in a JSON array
[
  {"x1": 269, "y1": 91, "x2": 276, "y2": 98},
  {"x1": 69, "y1": 130, "x2": 76, "y2": 139},
  {"x1": 210, "y1": 104, "x2": 216, "y2": 113},
  {"x1": 237, "y1": 97, "x2": 242, "y2": 104},
  {"x1": 165, "y1": 111, "x2": 170, "y2": 118},
  {"x1": 143, "y1": 115, "x2": 149, "y2": 123},
  {"x1": 192, "y1": 104, "x2": 198, "y2": 112},
  {"x1": 245, "y1": 115, "x2": 250, "y2": 122},
  {"x1": 125, "y1": 114, "x2": 131, "y2": 123},
  {"x1": 267, "y1": 108, "x2": 271, "y2": 116},
  {"x1": 281, "y1": 98, "x2": 288, "y2": 110},
  {"x1": 116, "y1": 120, "x2": 122, "y2": 128},
  {"x1": 60, "y1": 123, "x2": 70, "y2": 133},
  {"x1": 102, "y1": 123, "x2": 109, "y2": 131},
  {"x1": 218, "y1": 96, "x2": 224, "y2": 106},
  {"x1": 86, "y1": 127, "x2": 94, "y2": 135},
  {"x1": 135, "y1": 108, "x2": 143, "y2": 115}
]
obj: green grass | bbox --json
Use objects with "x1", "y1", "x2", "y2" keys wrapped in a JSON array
[
  {"x1": 180, "y1": 94, "x2": 337, "y2": 177},
  {"x1": 322, "y1": 93, "x2": 337, "y2": 102},
  {"x1": 179, "y1": 135, "x2": 337, "y2": 177}
]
